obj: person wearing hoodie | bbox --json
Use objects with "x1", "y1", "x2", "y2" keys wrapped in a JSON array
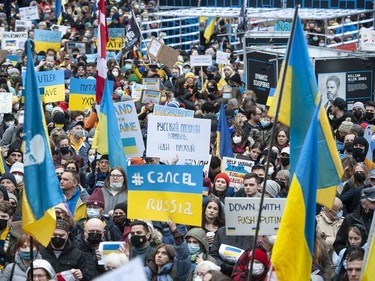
[
  {"x1": 185, "y1": 228, "x2": 217, "y2": 280},
  {"x1": 351, "y1": 137, "x2": 375, "y2": 170},
  {"x1": 26, "y1": 259, "x2": 57, "y2": 281}
]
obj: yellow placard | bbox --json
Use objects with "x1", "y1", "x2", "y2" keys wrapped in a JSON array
[
  {"x1": 34, "y1": 41, "x2": 61, "y2": 53},
  {"x1": 42, "y1": 84, "x2": 65, "y2": 103},
  {"x1": 69, "y1": 93, "x2": 96, "y2": 111}
]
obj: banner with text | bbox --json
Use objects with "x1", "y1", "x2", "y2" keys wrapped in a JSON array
[
  {"x1": 221, "y1": 157, "x2": 254, "y2": 189},
  {"x1": 19, "y1": 6, "x2": 39, "y2": 20},
  {"x1": 1, "y1": 32, "x2": 27, "y2": 51},
  {"x1": 34, "y1": 30, "x2": 62, "y2": 53},
  {"x1": 153, "y1": 104, "x2": 194, "y2": 118},
  {"x1": 94, "y1": 28, "x2": 125, "y2": 51},
  {"x1": 127, "y1": 165, "x2": 203, "y2": 226},
  {"x1": 69, "y1": 78, "x2": 96, "y2": 110}
]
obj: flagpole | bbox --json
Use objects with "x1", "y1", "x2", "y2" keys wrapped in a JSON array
[
  {"x1": 247, "y1": 5, "x2": 300, "y2": 281},
  {"x1": 29, "y1": 236, "x2": 34, "y2": 280}
]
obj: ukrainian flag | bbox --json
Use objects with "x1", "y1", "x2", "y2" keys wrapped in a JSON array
[
  {"x1": 55, "y1": 0, "x2": 62, "y2": 24},
  {"x1": 204, "y1": 17, "x2": 215, "y2": 44},
  {"x1": 268, "y1": 15, "x2": 343, "y2": 208},
  {"x1": 271, "y1": 99, "x2": 320, "y2": 281},
  {"x1": 22, "y1": 40, "x2": 65, "y2": 247},
  {"x1": 362, "y1": 227, "x2": 375, "y2": 281},
  {"x1": 216, "y1": 103, "x2": 234, "y2": 158},
  {"x1": 93, "y1": 80, "x2": 128, "y2": 169}
]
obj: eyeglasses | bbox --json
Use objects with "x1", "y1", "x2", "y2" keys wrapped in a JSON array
[{"x1": 110, "y1": 174, "x2": 123, "y2": 178}]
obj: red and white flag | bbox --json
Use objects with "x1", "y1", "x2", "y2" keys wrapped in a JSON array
[
  {"x1": 96, "y1": 0, "x2": 109, "y2": 104},
  {"x1": 57, "y1": 270, "x2": 75, "y2": 281}
]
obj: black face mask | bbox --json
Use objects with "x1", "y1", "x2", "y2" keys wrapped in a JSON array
[
  {"x1": 59, "y1": 147, "x2": 70, "y2": 155},
  {"x1": 365, "y1": 112, "x2": 374, "y2": 121},
  {"x1": 276, "y1": 181, "x2": 286, "y2": 191},
  {"x1": 354, "y1": 172, "x2": 366, "y2": 182},
  {"x1": 87, "y1": 232, "x2": 102, "y2": 245},
  {"x1": 280, "y1": 157, "x2": 290, "y2": 167},
  {"x1": 0, "y1": 219, "x2": 8, "y2": 231},
  {"x1": 113, "y1": 216, "x2": 127, "y2": 226},
  {"x1": 353, "y1": 110, "x2": 363, "y2": 120},
  {"x1": 353, "y1": 147, "x2": 366, "y2": 162},
  {"x1": 344, "y1": 142, "x2": 353, "y2": 153},
  {"x1": 51, "y1": 237, "x2": 66, "y2": 249},
  {"x1": 130, "y1": 235, "x2": 147, "y2": 248},
  {"x1": 207, "y1": 73, "x2": 214, "y2": 80}
]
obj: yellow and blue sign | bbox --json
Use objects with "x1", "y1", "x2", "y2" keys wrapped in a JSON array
[
  {"x1": 69, "y1": 78, "x2": 96, "y2": 111},
  {"x1": 127, "y1": 165, "x2": 203, "y2": 226},
  {"x1": 34, "y1": 30, "x2": 62, "y2": 53}
]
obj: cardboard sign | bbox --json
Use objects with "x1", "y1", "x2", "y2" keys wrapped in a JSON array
[
  {"x1": 143, "y1": 78, "x2": 160, "y2": 91},
  {"x1": 146, "y1": 38, "x2": 179, "y2": 69},
  {"x1": 224, "y1": 197, "x2": 286, "y2": 235},
  {"x1": 15, "y1": 20, "x2": 32, "y2": 31},
  {"x1": 141, "y1": 89, "x2": 161, "y2": 104},
  {"x1": 19, "y1": 6, "x2": 39, "y2": 20},
  {"x1": 190, "y1": 55, "x2": 213, "y2": 66},
  {"x1": 146, "y1": 115, "x2": 211, "y2": 161},
  {"x1": 69, "y1": 78, "x2": 96, "y2": 111},
  {"x1": 65, "y1": 42, "x2": 89, "y2": 55},
  {"x1": 221, "y1": 157, "x2": 255, "y2": 189},
  {"x1": 0, "y1": 93, "x2": 13, "y2": 113},
  {"x1": 359, "y1": 29, "x2": 375, "y2": 52},
  {"x1": 216, "y1": 50, "x2": 230, "y2": 65},
  {"x1": 8, "y1": 221, "x2": 24, "y2": 237},
  {"x1": 1, "y1": 32, "x2": 27, "y2": 51},
  {"x1": 127, "y1": 165, "x2": 203, "y2": 226},
  {"x1": 153, "y1": 104, "x2": 194, "y2": 118},
  {"x1": 114, "y1": 101, "x2": 145, "y2": 158},
  {"x1": 34, "y1": 30, "x2": 62, "y2": 53}
]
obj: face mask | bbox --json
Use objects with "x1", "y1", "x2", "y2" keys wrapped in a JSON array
[
  {"x1": 344, "y1": 142, "x2": 353, "y2": 153},
  {"x1": 51, "y1": 237, "x2": 66, "y2": 249},
  {"x1": 233, "y1": 136, "x2": 242, "y2": 144},
  {"x1": 18, "y1": 90, "x2": 23, "y2": 96},
  {"x1": 18, "y1": 115, "x2": 24, "y2": 125},
  {"x1": 13, "y1": 103, "x2": 20, "y2": 111},
  {"x1": 110, "y1": 182, "x2": 123, "y2": 190},
  {"x1": 88, "y1": 138, "x2": 93, "y2": 145},
  {"x1": 223, "y1": 93, "x2": 231, "y2": 99},
  {"x1": 280, "y1": 157, "x2": 290, "y2": 167},
  {"x1": 251, "y1": 263, "x2": 265, "y2": 275},
  {"x1": 88, "y1": 155, "x2": 95, "y2": 163},
  {"x1": 45, "y1": 104, "x2": 53, "y2": 112},
  {"x1": 113, "y1": 215, "x2": 126, "y2": 225},
  {"x1": 334, "y1": 210, "x2": 343, "y2": 220},
  {"x1": 260, "y1": 121, "x2": 270, "y2": 128},
  {"x1": 124, "y1": 64, "x2": 132, "y2": 70},
  {"x1": 276, "y1": 180, "x2": 286, "y2": 190},
  {"x1": 115, "y1": 89, "x2": 123, "y2": 97},
  {"x1": 313, "y1": 36, "x2": 318, "y2": 41},
  {"x1": 19, "y1": 250, "x2": 37, "y2": 260},
  {"x1": 354, "y1": 172, "x2": 366, "y2": 182},
  {"x1": 353, "y1": 110, "x2": 362, "y2": 119},
  {"x1": 353, "y1": 148, "x2": 366, "y2": 162},
  {"x1": 74, "y1": 130, "x2": 84, "y2": 138},
  {"x1": 130, "y1": 235, "x2": 147, "y2": 247},
  {"x1": 188, "y1": 244, "x2": 201, "y2": 255},
  {"x1": 183, "y1": 69, "x2": 190, "y2": 74},
  {"x1": 268, "y1": 167, "x2": 274, "y2": 176},
  {"x1": 193, "y1": 276, "x2": 202, "y2": 281},
  {"x1": 366, "y1": 112, "x2": 374, "y2": 120},
  {"x1": 87, "y1": 232, "x2": 102, "y2": 245},
  {"x1": 87, "y1": 208, "x2": 101, "y2": 219},
  {"x1": 14, "y1": 174, "x2": 23, "y2": 184},
  {"x1": 5, "y1": 121, "x2": 15, "y2": 127},
  {"x1": 59, "y1": 147, "x2": 70, "y2": 155},
  {"x1": 207, "y1": 87, "x2": 215, "y2": 93},
  {"x1": 319, "y1": 43, "x2": 325, "y2": 47},
  {"x1": 0, "y1": 219, "x2": 8, "y2": 231},
  {"x1": 345, "y1": 19, "x2": 351, "y2": 23},
  {"x1": 112, "y1": 71, "x2": 119, "y2": 77}
]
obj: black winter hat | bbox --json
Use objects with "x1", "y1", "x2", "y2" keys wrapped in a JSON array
[{"x1": 353, "y1": 137, "x2": 369, "y2": 155}]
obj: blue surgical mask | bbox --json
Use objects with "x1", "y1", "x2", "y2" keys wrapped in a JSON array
[
  {"x1": 260, "y1": 120, "x2": 270, "y2": 127},
  {"x1": 19, "y1": 250, "x2": 37, "y2": 261},
  {"x1": 183, "y1": 69, "x2": 190, "y2": 74},
  {"x1": 87, "y1": 208, "x2": 101, "y2": 219},
  {"x1": 124, "y1": 64, "x2": 132, "y2": 70},
  {"x1": 188, "y1": 244, "x2": 201, "y2": 255},
  {"x1": 334, "y1": 210, "x2": 343, "y2": 220}
]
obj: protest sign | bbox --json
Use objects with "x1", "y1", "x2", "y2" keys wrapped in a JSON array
[
  {"x1": 216, "y1": 50, "x2": 230, "y2": 65},
  {"x1": 190, "y1": 55, "x2": 213, "y2": 66},
  {"x1": 69, "y1": 78, "x2": 96, "y2": 111},
  {"x1": 65, "y1": 42, "x2": 88, "y2": 55},
  {"x1": 127, "y1": 165, "x2": 203, "y2": 226},
  {"x1": 182, "y1": 156, "x2": 211, "y2": 179},
  {"x1": 146, "y1": 38, "x2": 179, "y2": 69},
  {"x1": 141, "y1": 89, "x2": 161, "y2": 104},
  {"x1": 221, "y1": 157, "x2": 254, "y2": 189},
  {"x1": 94, "y1": 28, "x2": 125, "y2": 51},
  {"x1": 1, "y1": 32, "x2": 27, "y2": 51},
  {"x1": 114, "y1": 101, "x2": 145, "y2": 158},
  {"x1": 130, "y1": 83, "x2": 144, "y2": 99},
  {"x1": 219, "y1": 244, "x2": 245, "y2": 263},
  {"x1": 19, "y1": 6, "x2": 39, "y2": 20},
  {"x1": 146, "y1": 115, "x2": 211, "y2": 161},
  {"x1": 359, "y1": 29, "x2": 375, "y2": 52},
  {"x1": 6, "y1": 55, "x2": 20, "y2": 66},
  {"x1": 143, "y1": 78, "x2": 160, "y2": 91},
  {"x1": 34, "y1": 30, "x2": 62, "y2": 53},
  {"x1": 50, "y1": 25, "x2": 70, "y2": 36},
  {"x1": 224, "y1": 197, "x2": 286, "y2": 236},
  {"x1": 98, "y1": 242, "x2": 122, "y2": 265},
  {"x1": 15, "y1": 20, "x2": 32, "y2": 31},
  {"x1": 95, "y1": 258, "x2": 147, "y2": 281},
  {"x1": 22, "y1": 70, "x2": 65, "y2": 103},
  {"x1": 0, "y1": 93, "x2": 13, "y2": 114},
  {"x1": 8, "y1": 221, "x2": 24, "y2": 237},
  {"x1": 153, "y1": 104, "x2": 194, "y2": 118}
]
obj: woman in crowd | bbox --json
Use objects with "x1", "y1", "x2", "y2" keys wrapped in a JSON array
[
  {"x1": 201, "y1": 195, "x2": 225, "y2": 248},
  {"x1": 272, "y1": 125, "x2": 289, "y2": 153},
  {"x1": 231, "y1": 128, "x2": 249, "y2": 155},
  {"x1": 212, "y1": 173, "x2": 232, "y2": 203}
]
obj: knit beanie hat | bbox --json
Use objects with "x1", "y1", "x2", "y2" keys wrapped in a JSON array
[
  {"x1": 86, "y1": 189, "x2": 105, "y2": 209},
  {"x1": 10, "y1": 162, "x2": 24, "y2": 175},
  {"x1": 7, "y1": 146, "x2": 22, "y2": 159},
  {"x1": 265, "y1": 180, "x2": 280, "y2": 198},
  {"x1": 214, "y1": 172, "x2": 230, "y2": 187},
  {"x1": 56, "y1": 219, "x2": 70, "y2": 233},
  {"x1": 250, "y1": 248, "x2": 270, "y2": 268},
  {"x1": 338, "y1": 117, "x2": 353, "y2": 134},
  {"x1": 113, "y1": 202, "x2": 127, "y2": 213},
  {"x1": 1, "y1": 173, "x2": 17, "y2": 187},
  {"x1": 353, "y1": 137, "x2": 369, "y2": 154}
]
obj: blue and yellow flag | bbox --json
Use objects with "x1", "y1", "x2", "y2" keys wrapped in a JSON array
[
  {"x1": 204, "y1": 17, "x2": 215, "y2": 44},
  {"x1": 55, "y1": 0, "x2": 62, "y2": 24},
  {"x1": 22, "y1": 40, "x2": 65, "y2": 247},
  {"x1": 268, "y1": 15, "x2": 343, "y2": 208},
  {"x1": 272, "y1": 99, "x2": 320, "y2": 281},
  {"x1": 93, "y1": 80, "x2": 127, "y2": 169},
  {"x1": 216, "y1": 103, "x2": 234, "y2": 159}
]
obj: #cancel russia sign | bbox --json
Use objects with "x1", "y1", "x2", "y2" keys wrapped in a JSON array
[{"x1": 224, "y1": 197, "x2": 286, "y2": 236}]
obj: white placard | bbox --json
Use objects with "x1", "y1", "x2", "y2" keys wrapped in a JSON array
[
  {"x1": 94, "y1": 257, "x2": 147, "y2": 281},
  {"x1": 190, "y1": 55, "x2": 213, "y2": 66},
  {"x1": 153, "y1": 104, "x2": 194, "y2": 118},
  {"x1": 216, "y1": 50, "x2": 230, "y2": 65},
  {"x1": 224, "y1": 197, "x2": 286, "y2": 236},
  {"x1": 15, "y1": 20, "x2": 32, "y2": 31},
  {"x1": 50, "y1": 25, "x2": 70, "y2": 36},
  {"x1": 1, "y1": 32, "x2": 28, "y2": 51},
  {"x1": 148, "y1": 38, "x2": 162, "y2": 57},
  {"x1": 0, "y1": 93, "x2": 13, "y2": 113},
  {"x1": 146, "y1": 115, "x2": 211, "y2": 161},
  {"x1": 221, "y1": 157, "x2": 255, "y2": 189},
  {"x1": 359, "y1": 28, "x2": 375, "y2": 52},
  {"x1": 19, "y1": 6, "x2": 39, "y2": 20},
  {"x1": 180, "y1": 156, "x2": 211, "y2": 178}
]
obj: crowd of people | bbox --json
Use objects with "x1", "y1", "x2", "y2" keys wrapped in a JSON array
[{"x1": 0, "y1": 1, "x2": 374, "y2": 281}]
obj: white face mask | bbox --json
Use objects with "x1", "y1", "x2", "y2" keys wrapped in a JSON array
[
  {"x1": 223, "y1": 93, "x2": 231, "y2": 99},
  {"x1": 14, "y1": 174, "x2": 24, "y2": 184},
  {"x1": 18, "y1": 115, "x2": 24, "y2": 125},
  {"x1": 268, "y1": 167, "x2": 274, "y2": 176},
  {"x1": 193, "y1": 276, "x2": 202, "y2": 281},
  {"x1": 112, "y1": 71, "x2": 119, "y2": 77},
  {"x1": 87, "y1": 208, "x2": 100, "y2": 219},
  {"x1": 88, "y1": 155, "x2": 95, "y2": 163},
  {"x1": 5, "y1": 121, "x2": 15, "y2": 127},
  {"x1": 45, "y1": 104, "x2": 53, "y2": 112},
  {"x1": 233, "y1": 136, "x2": 242, "y2": 144},
  {"x1": 251, "y1": 263, "x2": 265, "y2": 275}
]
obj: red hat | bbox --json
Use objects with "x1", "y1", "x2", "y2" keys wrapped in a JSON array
[
  {"x1": 214, "y1": 172, "x2": 230, "y2": 187},
  {"x1": 250, "y1": 248, "x2": 270, "y2": 268},
  {"x1": 86, "y1": 189, "x2": 105, "y2": 209}
]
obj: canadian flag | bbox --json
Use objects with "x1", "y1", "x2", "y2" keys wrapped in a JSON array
[
  {"x1": 96, "y1": 0, "x2": 109, "y2": 104},
  {"x1": 57, "y1": 270, "x2": 75, "y2": 281}
]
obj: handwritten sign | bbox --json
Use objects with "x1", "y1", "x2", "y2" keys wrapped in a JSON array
[
  {"x1": 15, "y1": 20, "x2": 32, "y2": 31},
  {"x1": 221, "y1": 157, "x2": 255, "y2": 189},
  {"x1": 359, "y1": 29, "x2": 375, "y2": 52},
  {"x1": 216, "y1": 50, "x2": 230, "y2": 65},
  {"x1": 34, "y1": 30, "x2": 62, "y2": 53},
  {"x1": 141, "y1": 89, "x2": 161, "y2": 104},
  {"x1": 19, "y1": 6, "x2": 39, "y2": 20},
  {"x1": 127, "y1": 165, "x2": 203, "y2": 226},
  {"x1": 190, "y1": 55, "x2": 213, "y2": 67},
  {"x1": 0, "y1": 93, "x2": 13, "y2": 113},
  {"x1": 153, "y1": 104, "x2": 194, "y2": 118},
  {"x1": 94, "y1": 28, "x2": 125, "y2": 51},
  {"x1": 224, "y1": 197, "x2": 286, "y2": 235},
  {"x1": 69, "y1": 78, "x2": 96, "y2": 110},
  {"x1": 143, "y1": 78, "x2": 160, "y2": 91},
  {"x1": 146, "y1": 115, "x2": 211, "y2": 161},
  {"x1": 114, "y1": 101, "x2": 145, "y2": 158},
  {"x1": 1, "y1": 32, "x2": 27, "y2": 51},
  {"x1": 181, "y1": 156, "x2": 211, "y2": 179}
]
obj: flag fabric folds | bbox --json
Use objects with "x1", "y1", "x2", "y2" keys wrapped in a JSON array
[
  {"x1": 96, "y1": 0, "x2": 109, "y2": 104},
  {"x1": 361, "y1": 217, "x2": 375, "y2": 281},
  {"x1": 204, "y1": 17, "x2": 215, "y2": 44},
  {"x1": 55, "y1": 0, "x2": 62, "y2": 25},
  {"x1": 216, "y1": 103, "x2": 234, "y2": 158},
  {"x1": 22, "y1": 40, "x2": 65, "y2": 247},
  {"x1": 93, "y1": 80, "x2": 128, "y2": 169},
  {"x1": 125, "y1": 10, "x2": 141, "y2": 52},
  {"x1": 271, "y1": 100, "x2": 320, "y2": 281},
  {"x1": 268, "y1": 15, "x2": 343, "y2": 208}
]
